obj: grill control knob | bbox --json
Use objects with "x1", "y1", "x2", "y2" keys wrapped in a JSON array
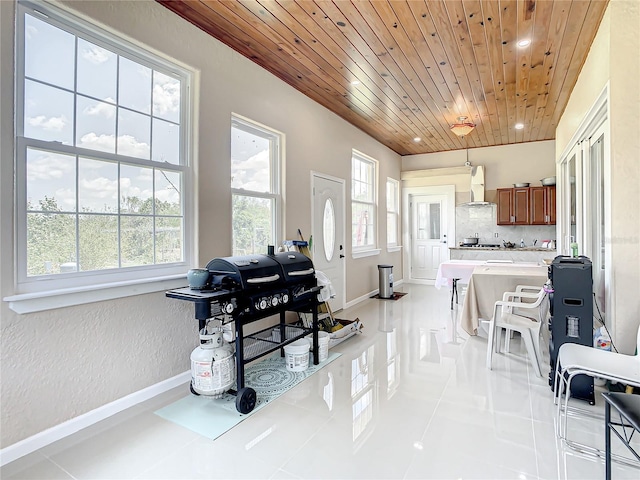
[
  {"x1": 271, "y1": 296, "x2": 279, "y2": 307},
  {"x1": 223, "y1": 302, "x2": 234, "y2": 314},
  {"x1": 259, "y1": 299, "x2": 267, "y2": 310},
  {"x1": 281, "y1": 293, "x2": 289, "y2": 304}
]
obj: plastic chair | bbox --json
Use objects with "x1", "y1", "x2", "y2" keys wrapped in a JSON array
[
  {"x1": 501, "y1": 285, "x2": 548, "y2": 353},
  {"x1": 486, "y1": 287, "x2": 547, "y2": 377},
  {"x1": 553, "y1": 325, "x2": 640, "y2": 460}
]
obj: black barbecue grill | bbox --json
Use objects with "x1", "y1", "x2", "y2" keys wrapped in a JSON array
[{"x1": 166, "y1": 252, "x2": 321, "y2": 413}]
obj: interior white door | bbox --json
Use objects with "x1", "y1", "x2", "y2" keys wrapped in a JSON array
[
  {"x1": 410, "y1": 194, "x2": 448, "y2": 280},
  {"x1": 311, "y1": 173, "x2": 345, "y2": 311}
]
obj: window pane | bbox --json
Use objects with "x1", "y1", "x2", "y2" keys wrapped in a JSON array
[
  {"x1": 24, "y1": 80, "x2": 74, "y2": 144},
  {"x1": 27, "y1": 148, "x2": 76, "y2": 212},
  {"x1": 24, "y1": 14, "x2": 75, "y2": 89},
  {"x1": 119, "y1": 57, "x2": 151, "y2": 114},
  {"x1": 77, "y1": 38, "x2": 117, "y2": 101},
  {"x1": 118, "y1": 109, "x2": 151, "y2": 159},
  {"x1": 121, "y1": 216, "x2": 153, "y2": 266},
  {"x1": 155, "y1": 170, "x2": 181, "y2": 215},
  {"x1": 323, "y1": 198, "x2": 335, "y2": 261},
  {"x1": 78, "y1": 214, "x2": 118, "y2": 271},
  {"x1": 152, "y1": 71, "x2": 180, "y2": 123},
  {"x1": 387, "y1": 180, "x2": 397, "y2": 211},
  {"x1": 429, "y1": 203, "x2": 441, "y2": 239},
  {"x1": 232, "y1": 195, "x2": 273, "y2": 256},
  {"x1": 352, "y1": 203, "x2": 373, "y2": 247},
  {"x1": 78, "y1": 157, "x2": 118, "y2": 213},
  {"x1": 76, "y1": 95, "x2": 116, "y2": 153},
  {"x1": 27, "y1": 212, "x2": 76, "y2": 276},
  {"x1": 152, "y1": 118, "x2": 180, "y2": 164},
  {"x1": 120, "y1": 165, "x2": 153, "y2": 214},
  {"x1": 387, "y1": 212, "x2": 397, "y2": 245},
  {"x1": 231, "y1": 125, "x2": 271, "y2": 192},
  {"x1": 156, "y1": 216, "x2": 183, "y2": 263}
]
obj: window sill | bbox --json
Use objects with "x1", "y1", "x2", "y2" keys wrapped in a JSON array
[
  {"x1": 3, "y1": 275, "x2": 187, "y2": 314},
  {"x1": 351, "y1": 248, "x2": 381, "y2": 259},
  {"x1": 387, "y1": 246, "x2": 403, "y2": 253}
]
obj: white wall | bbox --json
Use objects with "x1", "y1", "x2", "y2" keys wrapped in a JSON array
[
  {"x1": 0, "y1": 0, "x2": 401, "y2": 448},
  {"x1": 403, "y1": 140, "x2": 556, "y2": 193},
  {"x1": 555, "y1": 0, "x2": 640, "y2": 354}
]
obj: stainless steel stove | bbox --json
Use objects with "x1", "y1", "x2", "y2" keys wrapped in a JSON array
[{"x1": 459, "y1": 243, "x2": 501, "y2": 248}]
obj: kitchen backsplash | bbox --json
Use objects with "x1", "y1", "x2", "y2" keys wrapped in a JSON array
[{"x1": 455, "y1": 203, "x2": 555, "y2": 247}]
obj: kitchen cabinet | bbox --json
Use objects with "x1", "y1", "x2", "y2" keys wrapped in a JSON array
[
  {"x1": 497, "y1": 187, "x2": 530, "y2": 225},
  {"x1": 530, "y1": 186, "x2": 556, "y2": 225},
  {"x1": 498, "y1": 186, "x2": 556, "y2": 225}
]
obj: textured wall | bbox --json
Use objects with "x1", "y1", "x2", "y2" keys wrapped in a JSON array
[{"x1": 0, "y1": 0, "x2": 401, "y2": 448}]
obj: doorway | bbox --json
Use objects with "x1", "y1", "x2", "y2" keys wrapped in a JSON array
[
  {"x1": 403, "y1": 185, "x2": 455, "y2": 283},
  {"x1": 311, "y1": 172, "x2": 346, "y2": 311}
]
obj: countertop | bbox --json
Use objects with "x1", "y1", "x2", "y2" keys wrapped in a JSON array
[{"x1": 451, "y1": 246, "x2": 557, "y2": 252}]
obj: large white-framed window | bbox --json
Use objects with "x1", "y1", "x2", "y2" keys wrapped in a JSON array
[
  {"x1": 11, "y1": 1, "x2": 194, "y2": 302},
  {"x1": 386, "y1": 178, "x2": 400, "y2": 250},
  {"x1": 351, "y1": 150, "x2": 378, "y2": 256},
  {"x1": 231, "y1": 115, "x2": 282, "y2": 256}
]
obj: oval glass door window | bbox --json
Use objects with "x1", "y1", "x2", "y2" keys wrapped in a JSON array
[{"x1": 323, "y1": 198, "x2": 335, "y2": 261}]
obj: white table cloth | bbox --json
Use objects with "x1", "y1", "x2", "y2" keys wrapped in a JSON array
[
  {"x1": 435, "y1": 260, "x2": 486, "y2": 289},
  {"x1": 460, "y1": 264, "x2": 549, "y2": 335}
]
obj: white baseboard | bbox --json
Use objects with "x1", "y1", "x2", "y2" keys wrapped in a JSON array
[
  {"x1": 343, "y1": 279, "x2": 404, "y2": 310},
  {"x1": 0, "y1": 371, "x2": 191, "y2": 467}
]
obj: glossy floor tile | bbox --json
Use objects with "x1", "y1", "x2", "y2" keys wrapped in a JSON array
[{"x1": 2, "y1": 284, "x2": 639, "y2": 479}]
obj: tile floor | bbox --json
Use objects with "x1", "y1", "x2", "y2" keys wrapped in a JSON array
[{"x1": 2, "y1": 284, "x2": 639, "y2": 479}]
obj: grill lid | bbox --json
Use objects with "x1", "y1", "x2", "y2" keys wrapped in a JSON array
[
  {"x1": 271, "y1": 252, "x2": 315, "y2": 284},
  {"x1": 206, "y1": 255, "x2": 283, "y2": 290}
]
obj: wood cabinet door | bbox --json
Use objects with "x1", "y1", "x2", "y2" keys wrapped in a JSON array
[
  {"x1": 497, "y1": 189, "x2": 513, "y2": 225},
  {"x1": 530, "y1": 187, "x2": 546, "y2": 224},
  {"x1": 547, "y1": 186, "x2": 556, "y2": 224},
  {"x1": 513, "y1": 188, "x2": 530, "y2": 224}
]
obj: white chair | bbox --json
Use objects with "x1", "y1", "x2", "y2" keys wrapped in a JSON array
[
  {"x1": 486, "y1": 286, "x2": 547, "y2": 377},
  {"x1": 501, "y1": 285, "x2": 549, "y2": 352},
  {"x1": 554, "y1": 325, "x2": 640, "y2": 460}
]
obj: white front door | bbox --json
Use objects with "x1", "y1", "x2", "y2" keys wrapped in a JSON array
[
  {"x1": 312, "y1": 173, "x2": 345, "y2": 311},
  {"x1": 410, "y1": 194, "x2": 449, "y2": 280}
]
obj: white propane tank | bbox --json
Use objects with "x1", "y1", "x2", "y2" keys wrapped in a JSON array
[{"x1": 190, "y1": 325, "x2": 236, "y2": 398}]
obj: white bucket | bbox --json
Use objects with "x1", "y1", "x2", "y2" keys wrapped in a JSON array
[
  {"x1": 317, "y1": 331, "x2": 330, "y2": 362},
  {"x1": 284, "y1": 339, "x2": 310, "y2": 372}
]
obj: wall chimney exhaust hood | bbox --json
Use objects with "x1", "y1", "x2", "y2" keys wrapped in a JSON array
[{"x1": 466, "y1": 165, "x2": 492, "y2": 205}]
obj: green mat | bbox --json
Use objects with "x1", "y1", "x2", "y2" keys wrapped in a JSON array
[{"x1": 155, "y1": 351, "x2": 340, "y2": 440}]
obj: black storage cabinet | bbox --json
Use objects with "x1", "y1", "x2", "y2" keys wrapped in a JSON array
[{"x1": 548, "y1": 255, "x2": 595, "y2": 404}]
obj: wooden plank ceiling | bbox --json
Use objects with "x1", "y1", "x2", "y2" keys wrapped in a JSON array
[{"x1": 157, "y1": 0, "x2": 608, "y2": 155}]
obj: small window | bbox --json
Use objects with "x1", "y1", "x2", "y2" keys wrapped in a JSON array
[
  {"x1": 14, "y1": 0, "x2": 193, "y2": 294},
  {"x1": 351, "y1": 151, "x2": 377, "y2": 251},
  {"x1": 386, "y1": 178, "x2": 399, "y2": 247},
  {"x1": 231, "y1": 116, "x2": 282, "y2": 256}
]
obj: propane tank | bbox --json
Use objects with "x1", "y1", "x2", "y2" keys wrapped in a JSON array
[{"x1": 190, "y1": 322, "x2": 236, "y2": 398}]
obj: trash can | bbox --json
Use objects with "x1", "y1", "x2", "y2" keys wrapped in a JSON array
[{"x1": 378, "y1": 264, "x2": 393, "y2": 299}]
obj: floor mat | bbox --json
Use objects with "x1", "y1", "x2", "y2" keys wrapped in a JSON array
[
  {"x1": 371, "y1": 291, "x2": 407, "y2": 301},
  {"x1": 155, "y1": 351, "x2": 341, "y2": 440}
]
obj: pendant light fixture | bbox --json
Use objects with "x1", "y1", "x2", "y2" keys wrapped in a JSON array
[{"x1": 450, "y1": 116, "x2": 476, "y2": 137}]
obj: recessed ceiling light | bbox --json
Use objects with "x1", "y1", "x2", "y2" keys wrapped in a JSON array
[
  {"x1": 515, "y1": 123, "x2": 524, "y2": 130},
  {"x1": 351, "y1": 80, "x2": 360, "y2": 86},
  {"x1": 517, "y1": 39, "x2": 531, "y2": 48},
  {"x1": 413, "y1": 137, "x2": 421, "y2": 142}
]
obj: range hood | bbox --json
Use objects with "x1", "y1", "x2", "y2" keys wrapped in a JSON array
[{"x1": 467, "y1": 165, "x2": 492, "y2": 205}]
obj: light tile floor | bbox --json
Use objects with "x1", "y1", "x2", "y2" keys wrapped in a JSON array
[{"x1": 2, "y1": 284, "x2": 639, "y2": 479}]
